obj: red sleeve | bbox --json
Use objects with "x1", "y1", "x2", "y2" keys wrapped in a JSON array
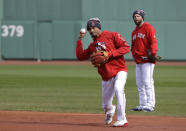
[
  {"x1": 131, "y1": 32, "x2": 135, "y2": 52},
  {"x1": 110, "y1": 32, "x2": 130, "y2": 57},
  {"x1": 76, "y1": 39, "x2": 91, "y2": 60},
  {"x1": 147, "y1": 26, "x2": 158, "y2": 56}
]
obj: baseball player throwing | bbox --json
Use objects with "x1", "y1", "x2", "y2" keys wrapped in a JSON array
[
  {"x1": 131, "y1": 10, "x2": 158, "y2": 112},
  {"x1": 76, "y1": 18, "x2": 130, "y2": 127}
]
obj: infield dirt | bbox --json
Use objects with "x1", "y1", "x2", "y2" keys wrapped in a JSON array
[{"x1": 0, "y1": 111, "x2": 186, "y2": 131}]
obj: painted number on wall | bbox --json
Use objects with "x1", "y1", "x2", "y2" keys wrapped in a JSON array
[{"x1": 1, "y1": 25, "x2": 24, "y2": 37}]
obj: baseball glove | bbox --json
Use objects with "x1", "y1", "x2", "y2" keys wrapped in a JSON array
[
  {"x1": 147, "y1": 49, "x2": 162, "y2": 61},
  {"x1": 90, "y1": 51, "x2": 110, "y2": 67}
]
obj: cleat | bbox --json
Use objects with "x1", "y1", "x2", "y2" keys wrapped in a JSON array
[
  {"x1": 131, "y1": 106, "x2": 143, "y2": 111},
  {"x1": 143, "y1": 107, "x2": 155, "y2": 112},
  {"x1": 112, "y1": 119, "x2": 128, "y2": 127},
  {"x1": 105, "y1": 105, "x2": 116, "y2": 125}
]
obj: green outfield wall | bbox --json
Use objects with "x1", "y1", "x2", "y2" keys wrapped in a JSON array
[{"x1": 0, "y1": 0, "x2": 186, "y2": 60}]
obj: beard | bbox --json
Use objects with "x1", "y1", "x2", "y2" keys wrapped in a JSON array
[
  {"x1": 90, "y1": 33, "x2": 96, "y2": 39},
  {"x1": 90, "y1": 32, "x2": 97, "y2": 39},
  {"x1": 134, "y1": 19, "x2": 143, "y2": 26}
]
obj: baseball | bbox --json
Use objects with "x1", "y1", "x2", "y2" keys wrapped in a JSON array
[{"x1": 80, "y1": 28, "x2": 86, "y2": 34}]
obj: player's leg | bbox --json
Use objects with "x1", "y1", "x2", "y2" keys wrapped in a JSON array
[
  {"x1": 150, "y1": 64, "x2": 155, "y2": 108},
  {"x1": 141, "y1": 63, "x2": 155, "y2": 112},
  {"x1": 132, "y1": 64, "x2": 147, "y2": 111},
  {"x1": 102, "y1": 78, "x2": 116, "y2": 124},
  {"x1": 112, "y1": 71, "x2": 128, "y2": 127}
]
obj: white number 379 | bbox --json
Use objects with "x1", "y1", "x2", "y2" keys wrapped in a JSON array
[{"x1": 1, "y1": 25, "x2": 24, "y2": 37}]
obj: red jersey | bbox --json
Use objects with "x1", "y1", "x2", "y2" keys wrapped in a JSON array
[
  {"x1": 131, "y1": 22, "x2": 158, "y2": 64},
  {"x1": 76, "y1": 30, "x2": 130, "y2": 81}
]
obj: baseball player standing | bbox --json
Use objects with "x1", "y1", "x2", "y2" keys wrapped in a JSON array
[
  {"x1": 76, "y1": 18, "x2": 130, "y2": 127},
  {"x1": 131, "y1": 10, "x2": 158, "y2": 112}
]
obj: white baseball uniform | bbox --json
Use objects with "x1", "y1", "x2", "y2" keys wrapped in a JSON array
[
  {"x1": 102, "y1": 71, "x2": 127, "y2": 121},
  {"x1": 136, "y1": 63, "x2": 155, "y2": 108}
]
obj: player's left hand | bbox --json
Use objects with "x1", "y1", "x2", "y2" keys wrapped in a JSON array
[
  {"x1": 146, "y1": 49, "x2": 155, "y2": 61},
  {"x1": 147, "y1": 49, "x2": 162, "y2": 61},
  {"x1": 90, "y1": 51, "x2": 110, "y2": 67}
]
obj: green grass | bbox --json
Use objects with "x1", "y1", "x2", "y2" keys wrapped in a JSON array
[{"x1": 0, "y1": 64, "x2": 185, "y2": 117}]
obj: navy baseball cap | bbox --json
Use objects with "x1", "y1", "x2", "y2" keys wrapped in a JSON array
[
  {"x1": 87, "y1": 17, "x2": 101, "y2": 30},
  {"x1": 133, "y1": 9, "x2": 145, "y2": 20}
]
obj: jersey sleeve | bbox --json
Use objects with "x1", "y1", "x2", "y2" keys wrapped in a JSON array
[
  {"x1": 76, "y1": 39, "x2": 91, "y2": 60},
  {"x1": 147, "y1": 25, "x2": 158, "y2": 56},
  {"x1": 131, "y1": 32, "x2": 135, "y2": 52},
  {"x1": 110, "y1": 32, "x2": 130, "y2": 57}
]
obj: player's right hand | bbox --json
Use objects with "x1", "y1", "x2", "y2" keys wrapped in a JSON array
[{"x1": 78, "y1": 28, "x2": 86, "y2": 39}]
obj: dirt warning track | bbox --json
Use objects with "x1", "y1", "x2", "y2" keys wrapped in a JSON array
[{"x1": 0, "y1": 60, "x2": 186, "y2": 66}]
